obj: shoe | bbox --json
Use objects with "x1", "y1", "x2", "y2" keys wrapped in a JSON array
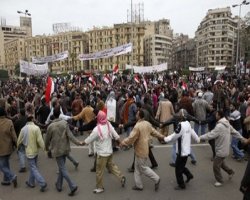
[
  {"x1": 74, "y1": 162, "x2": 79, "y2": 169},
  {"x1": 155, "y1": 179, "x2": 160, "y2": 191},
  {"x1": 25, "y1": 181, "x2": 35, "y2": 188},
  {"x1": 186, "y1": 175, "x2": 194, "y2": 183},
  {"x1": 132, "y1": 186, "x2": 143, "y2": 191},
  {"x1": 88, "y1": 153, "x2": 94, "y2": 157},
  {"x1": 169, "y1": 163, "x2": 175, "y2": 167},
  {"x1": 228, "y1": 172, "x2": 235, "y2": 180},
  {"x1": 93, "y1": 188, "x2": 104, "y2": 194},
  {"x1": 40, "y1": 183, "x2": 47, "y2": 192},
  {"x1": 151, "y1": 165, "x2": 158, "y2": 169},
  {"x1": 68, "y1": 186, "x2": 78, "y2": 196},
  {"x1": 1, "y1": 181, "x2": 11, "y2": 186},
  {"x1": 19, "y1": 167, "x2": 26, "y2": 173},
  {"x1": 12, "y1": 176, "x2": 17, "y2": 188},
  {"x1": 236, "y1": 158, "x2": 244, "y2": 162},
  {"x1": 127, "y1": 168, "x2": 134, "y2": 173},
  {"x1": 121, "y1": 176, "x2": 126, "y2": 187},
  {"x1": 174, "y1": 185, "x2": 186, "y2": 190},
  {"x1": 90, "y1": 167, "x2": 96, "y2": 172},
  {"x1": 55, "y1": 183, "x2": 62, "y2": 192},
  {"x1": 191, "y1": 160, "x2": 197, "y2": 165},
  {"x1": 214, "y1": 182, "x2": 222, "y2": 187}
]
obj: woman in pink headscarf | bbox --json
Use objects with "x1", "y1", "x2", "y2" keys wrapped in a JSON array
[{"x1": 82, "y1": 111, "x2": 126, "y2": 194}]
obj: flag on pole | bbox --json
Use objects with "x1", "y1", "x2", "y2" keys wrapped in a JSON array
[
  {"x1": 134, "y1": 74, "x2": 140, "y2": 83},
  {"x1": 113, "y1": 64, "x2": 119, "y2": 74},
  {"x1": 45, "y1": 76, "x2": 55, "y2": 104},
  {"x1": 103, "y1": 74, "x2": 111, "y2": 85},
  {"x1": 88, "y1": 76, "x2": 96, "y2": 86}
]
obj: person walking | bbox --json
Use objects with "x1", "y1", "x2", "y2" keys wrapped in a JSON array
[
  {"x1": 200, "y1": 110, "x2": 247, "y2": 187},
  {"x1": 121, "y1": 110, "x2": 164, "y2": 191},
  {"x1": 82, "y1": 110, "x2": 126, "y2": 194},
  {"x1": 45, "y1": 106, "x2": 83, "y2": 196},
  {"x1": 0, "y1": 107, "x2": 17, "y2": 187},
  {"x1": 17, "y1": 114, "x2": 47, "y2": 192}
]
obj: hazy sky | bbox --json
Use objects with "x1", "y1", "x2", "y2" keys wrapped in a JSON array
[{"x1": 0, "y1": 0, "x2": 249, "y2": 37}]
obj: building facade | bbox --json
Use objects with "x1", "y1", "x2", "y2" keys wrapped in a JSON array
[
  {"x1": 195, "y1": 7, "x2": 237, "y2": 70},
  {"x1": 0, "y1": 16, "x2": 32, "y2": 70},
  {"x1": 144, "y1": 19, "x2": 173, "y2": 68}
]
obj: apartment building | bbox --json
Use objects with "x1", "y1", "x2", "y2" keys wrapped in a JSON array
[
  {"x1": 195, "y1": 7, "x2": 237, "y2": 69},
  {"x1": 24, "y1": 31, "x2": 89, "y2": 73},
  {"x1": 144, "y1": 19, "x2": 173, "y2": 68},
  {"x1": 4, "y1": 38, "x2": 25, "y2": 75},
  {"x1": 0, "y1": 16, "x2": 32, "y2": 70}
]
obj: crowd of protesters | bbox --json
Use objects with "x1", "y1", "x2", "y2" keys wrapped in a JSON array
[{"x1": 0, "y1": 70, "x2": 250, "y2": 199}]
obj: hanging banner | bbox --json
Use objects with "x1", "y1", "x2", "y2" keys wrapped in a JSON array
[
  {"x1": 20, "y1": 60, "x2": 48, "y2": 76},
  {"x1": 78, "y1": 43, "x2": 132, "y2": 61},
  {"x1": 126, "y1": 63, "x2": 168, "y2": 73},
  {"x1": 189, "y1": 67, "x2": 205, "y2": 71},
  {"x1": 32, "y1": 51, "x2": 69, "y2": 64}
]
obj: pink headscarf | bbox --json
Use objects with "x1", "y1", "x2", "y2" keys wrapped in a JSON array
[
  {"x1": 97, "y1": 111, "x2": 111, "y2": 140},
  {"x1": 97, "y1": 111, "x2": 108, "y2": 125}
]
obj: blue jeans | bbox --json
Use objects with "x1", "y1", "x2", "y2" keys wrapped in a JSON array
[
  {"x1": 171, "y1": 143, "x2": 196, "y2": 163},
  {"x1": 194, "y1": 123, "x2": 206, "y2": 136},
  {"x1": 17, "y1": 144, "x2": 26, "y2": 169},
  {"x1": 27, "y1": 156, "x2": 46, "y2": 187},
  {"x1": 231, "y1": 129, "x2": 244, "y2": 159},
  {"x1": 56, "y1": 155, "x2": 77, "y2": 191},
  {"x1": 0, "y1": 154, "x2": 16, "y2": 183}
]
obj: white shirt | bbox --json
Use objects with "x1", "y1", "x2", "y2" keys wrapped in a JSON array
[
  {"x1": 164, "y1": 121, "x2": 200, "y2": 156},
  {"x1": 85, "y1": 122, "x2": 120, "y2": 157}
]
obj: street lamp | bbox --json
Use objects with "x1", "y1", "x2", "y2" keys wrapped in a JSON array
[
  {"x1": 17, "y1": 10, "x2": 31, "y2": 16},
  {"x1": 232, "y1": 0, "x2": 250, "y2": 75}
]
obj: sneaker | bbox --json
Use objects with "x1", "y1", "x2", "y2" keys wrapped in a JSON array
[
  {"x1": 155, "y1": 179, "x2": 160, "y2": 191},
  {"x1": 132, "y1": 186, "x2": 143, "y2": 191},
  {"x1": 191, "y1": 160, "x2": 197, "y2": 165},
  {"x1": 25, "y1": 181, "x2": 35, "y2": 188},
  {"x1": 186, "y1": 174, "x2": 194, "y2": 183},
  {"x1": 229, "y1": 172, "x2": 235, "y2": 180},
  {"x1": 88, "y1": 153, "x2": 94, "y2": 157},
  {"x1": 214, "y1": 182, "x2": 222, "y2": 187},
  {"x1": 169, "y1": 163, "x2": 175, "y2": 167},
  {"x1": 1, "y1": 181, "x2": 11, "y2": 186},
  {"x1": 74, "y1": 162, "x2": 79, "y2": 169},
  {"x1": 90, "y1": 167, "x2": 96, "y2": 172},
  {"x1": 127, "y1": 168, "x2": 134, "y2": 173},
  {"x1": 19, "y1": 167, "x2": 26, "y2": 173},
  {"x1": 121, "y1": 176, "x2": 126, "y2": 187},
  {"x1": 93, "y1": 188, "x2": 104, "y2": 194},
  {"x1": 12, "y1": 176, "x2": 17, "y2": 188},
  {"x1": 68, "y1": 186, "x2": 78, "y2": 196},
  {"x1": 55, "y1": 183, "x2": 62, "y2": 192},
  {"x1": 174, "y1": 185, "x2": 186, "y2": 190}
]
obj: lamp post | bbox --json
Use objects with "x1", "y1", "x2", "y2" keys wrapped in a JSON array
[{"x1": 232, "y1": 1, "x2": 250, "y2": 75}]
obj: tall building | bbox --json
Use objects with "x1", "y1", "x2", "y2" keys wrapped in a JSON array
[
  {"x1": 0, "y1": 17, "x2": 32, "y2": 70},
  {"x1": 195, "y1": 7, "x2": 237, "y2": 69},
  {"x1": 144, "y1": 19, "x2": 173, "y2": 68}
]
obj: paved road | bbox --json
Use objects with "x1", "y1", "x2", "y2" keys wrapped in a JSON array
[{"x1": 0, "y1": 139, "x2": 247, "y2": 200}]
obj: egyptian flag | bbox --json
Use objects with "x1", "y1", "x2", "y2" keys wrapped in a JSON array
[
  {"x1": 45, "y1": 76, "x2": 55, "y2": 104},
  {"x1": 182, "y1": 81, "x2": 188, "y2": 91},
  {"x1": 113, "y1": 65, "x2": 119, "y2": 74},
  {"x1": 88, "y1": 75, "x2": 96, "y2": 86},
  {"x1": 103, "y1": 74, "x2": 111, "y2": 85},
  {"x1": 134, "y1": 74, "x2": 140, "y2": 83}
]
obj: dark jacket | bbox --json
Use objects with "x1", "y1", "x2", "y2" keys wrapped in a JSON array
[{"x1": 240, "y1": 159, "x2": 250, "y2": 199}]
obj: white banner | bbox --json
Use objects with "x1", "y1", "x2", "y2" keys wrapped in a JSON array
[
  {"x1": 126, "y1": 63, "x2": 168, "y2": 73},
  {"x1": 78, "y1": 43, "x2": 132, "y2": 61},
  {"x1": 189, "y1": 67, "x2": 205, "y2": 71},
  {"x1": 20, "y1": 60, "x2": 48, "y2": 76},
  {"x1": 32, "y1": 51, "x2": 69, "y2": 64}
]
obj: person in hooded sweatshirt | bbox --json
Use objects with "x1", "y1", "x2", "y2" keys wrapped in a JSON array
[{"x1": 200, "y1": 109, "x2": 247, "y2": 187}]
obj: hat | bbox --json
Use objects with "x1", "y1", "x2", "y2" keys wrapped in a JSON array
[{"x1": 198, "y1": 92, "x2": 203, "y2": 98}]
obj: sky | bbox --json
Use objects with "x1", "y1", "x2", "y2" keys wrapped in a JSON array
[{"x1": 0, "y1": 0, "x2": 249, "y2": 38}]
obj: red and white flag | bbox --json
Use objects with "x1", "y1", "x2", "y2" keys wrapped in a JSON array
[
  {"x1": 182, "y1": 81, "x2": 188, "y2": 90},
  {"x1": 88, "y1": 76, "x2": 96, "y2": 86},
  {"x1": 103, "y1": 74, "x2": 111, "y2": 85},
  {"x1": 113, "y1": 65, "x2": 119, "y2": 74},
  {"x1": 134, "y1": 75, "x2": 140, "y2": 83},
  {"x1": 45, "y1": 76, "x2": 55, "y2": 104}
]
